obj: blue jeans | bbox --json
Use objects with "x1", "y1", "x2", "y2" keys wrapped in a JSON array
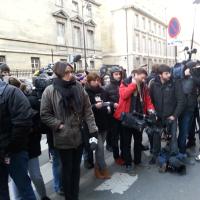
[
  {"x1": 178, "y1": 111, "x2": 194, "y2": 154},
  {"x1": 0, "y1": 151, "x2": 36, "y2": 200},
  {"x1": 49, "y1": 148, "x2": 63, "y2": 192},
  {"x1": 9, "y1": 157, "x2": 47, "y2": 199}
]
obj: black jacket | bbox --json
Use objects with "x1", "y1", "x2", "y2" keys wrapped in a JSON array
[
  {"x1": 149, "y1": 77, "x2": 185, "y2": 120},
  {"x1": 0, "y1": 80, "x2": 33, "y2": 156},
  {"x1": 104, "y1": 78, "x2": 120, "y2": 103},
  {"x1": 85, "y1": 85, "x2": 112, "y2": 131}
]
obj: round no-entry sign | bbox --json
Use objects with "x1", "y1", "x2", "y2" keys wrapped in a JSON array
[{"x1": 168, "y1": 17, "x2": 181, "y2": 38}]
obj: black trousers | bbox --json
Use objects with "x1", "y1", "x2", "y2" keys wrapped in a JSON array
[
  {"x1": 121, "y1": 127, "x2": 142, "y2": 166},
  {"x1": 58, "y1": 145, "x2": 83, "y2": 200},
  {"x1": 110, "y1": 118, "x2": 124, "y2": 159}
]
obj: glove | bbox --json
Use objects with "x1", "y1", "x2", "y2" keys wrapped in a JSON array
[{"x1": 89, "y1": 132, "x2": 98, "y2": 151}]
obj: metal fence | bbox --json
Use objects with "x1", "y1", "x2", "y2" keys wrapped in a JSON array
[{"x1": 10, "y1": 69, "x2": 33, "y2": 79}]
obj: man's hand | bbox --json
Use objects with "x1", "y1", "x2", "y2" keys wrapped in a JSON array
[
  {"x1": 95, "y1": 102, "x2": 103, "y2": 109},
  {"x1": 114, "y1": 103, "x2": 119, "y2": 109},
  {"x1": 58, "y1": 124, "x2": 64, "y2": 130},
  {"x1": 184, "y1": 68, "x2": 191, "y2": 76},
  {"x1": 168, "y1": 115, "x2": 175, "y2": 121}
]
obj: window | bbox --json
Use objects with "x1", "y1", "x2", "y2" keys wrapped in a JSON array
[
  {"x1": 142, "y1": 36, "x2": 146, "y2": 53},
  {"x1": 158, "y1": 41, "x2": 161, "y2": 55},
  {"x1": 153, "y1": 39, "x2": 157, "y2": 54},
  {"x1": 142, "y1": 17, "x2": 146, "y2": 30},
  {"x1": 87, "y1": 30, "x2": 94, "y2": 49},
  {"x1": 57, "y1": 22, "x2": 65, "y2": 44},
  {"x1": 31, "y1": 57, "x2": 40, "y2": 72},
  {"x1": 56, "y1": 0, "x2": 63, "y2": 7},
  {"x1": 86, "y1": 4, "x2": 92, "y2": 17},
  {"x1": 77, "y1": 60, "x2": 82, "y2": 69},
  {"x1": 90, "y1": 60, "x2": 95, "y2": 69},
  {"x1": 135, "y1": 14, "x2": 139, "y2": 28},
  {"x1": 159, "y1": 25, "x2": 161, "y2": 35},
  {"x1": 135, "y1": 34, "x2": 140, "y2": 52},
  {"x1": 148, "y1": 38, "x2": 152, "y2": 54},
  {"x1": 163, "y1": 27, "x2": 166, "y2": 37},
  {"x1": 60, "y1": 59, "x2": 67, "y2": 62},
  {"x1": 154, "y1": 23, "x2": 157, "y2": 34},
  {"x1": 148, "y1": 20, "x2": 151, "y2": 31},
  {"x1": 0, "y1": 56, "x2": 6, "y2": 63},
  {"x1": 73, "y1": 26, "x2": 81, "y2": 47},
  {"x1": 163, "y1": 42, "x2": 166, "y2": 56},
  {"x1": 72, "y1": 1, "x2": 79, "y2": 13}
]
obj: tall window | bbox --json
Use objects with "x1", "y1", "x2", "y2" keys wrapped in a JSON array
[
  {"x1": 72, "y1": 1, "x2": 79, "y2": 13},
  {"x1": 163, "y1": 27, "x2": 166, "y2": 37},
  {"x1": 159, "y1": 25, "x2": 161, "y2": 35},
  {"x1": 90, "y1": 60, "x2": 95, "y2": 69},
  {"x1": 56, "y1": 0, "x2": 63, "y2": 7},
  {"x1": 135, "y1": 34, "x2": 140, "y2": 52},
  {"x1": 142, "y1": 36, "x2": 146, "y2": 53},
  {"x1": 0, "y1": 56, "x2": 6, "y2": 63},
  {"x1": 148, "y1": 20, "x2": 151, "y2": 31},
  {"x1": 57, "y1": 22, "x2": 65, "y2": 44},
  {"x1": 158, "y1": 41, "x2": 161, "y2": 55},
  {"x1": 31, "y1": 57, "x2": 40, "y2": 72},
  {"x1": 86, "y1": 5, "x2": 92, "y2": 17},
  {"x1": 74, "y1": 26, "x2": 81, "y2": 47},
  {"x1": 149, "y1": 38, "x2": 152, "y2": 54},
  {"x1": 142, "y1": 17, "x2": 146, "y2": 30},
  {"x1": 154, "y1": 23, "x2": 157, "y2": 34},
  {"x1": 135, "y1": 14, "x2": 139, "y2": 28},
  {"x1": 87, "y1": 30, "x2": 94, "y2": 49}
]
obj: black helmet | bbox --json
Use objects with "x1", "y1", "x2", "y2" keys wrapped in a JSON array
[{"x1": 110, "y1": 66, "x2": 122, "y2": 74}]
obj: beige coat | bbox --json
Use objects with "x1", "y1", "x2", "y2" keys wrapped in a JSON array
[{"x1": 40, "y1": 81, "x2": 98, "y2": 149}]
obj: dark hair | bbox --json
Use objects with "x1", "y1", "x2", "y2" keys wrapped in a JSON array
[
  {"x1": 53, "y1": 61, "x2": 73, "y2": 78},
  {"x1": 135, "y1": 68, "x2": 148, "y2": 76},
  {"x1": 157, "y1": 64, "x2": 171, "y2": 75},
  {"x1": 87, "y1": 72, "x2": 100, "y2": 83},
  {"x1": 0, "y1": 63, "x2": 10, "y2": 73},
  {"x1": 151, "y1": 64, "x2": 159, "y2": 73},
  {"x1": 8, "y1": 77, "x2": 21, "y2": 88}
]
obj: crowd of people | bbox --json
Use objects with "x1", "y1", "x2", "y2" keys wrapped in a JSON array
[{"x1": 0, "y1": 60, "x2": 200, "y2": 200}]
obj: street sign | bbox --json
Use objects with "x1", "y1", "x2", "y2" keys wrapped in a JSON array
[{"x1": 168, "y1": 17, "x2": 181, "y2": 38}]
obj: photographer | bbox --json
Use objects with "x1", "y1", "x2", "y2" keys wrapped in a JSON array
[
  {"x1": 149, "y1": 64, "x2": 185, "y2": 164},
  {"x1": 105, "y1": 66, "x2": 124, "y2": 165},
  {"x1": 114, "y1": 68, "x2": 154, "y2": 174},
  {"x1": 85, "y1": 72, "x2": 114, "y2": 179},
  {"x1": 175, "y1": 61, "x2": 200, "y2": 163}
]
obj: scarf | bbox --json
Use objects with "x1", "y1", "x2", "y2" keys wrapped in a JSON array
[{"x1": 53, "y1": 78, "x2": 82, "y2": 113}]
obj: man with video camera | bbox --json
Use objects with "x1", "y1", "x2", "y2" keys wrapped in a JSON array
[
  {"x1": 114, "y1": 68, "x2": 154, "y2": 174},
  {"x1": 173, "y1": 61, "x2": 200, "y2": 163},
  {"x1": 149, "y1": 64, "x2": 185, "y2": 164}
]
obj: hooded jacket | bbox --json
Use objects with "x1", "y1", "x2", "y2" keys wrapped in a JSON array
[
  {"x1": 0, "y1": 80, "x2": 33, "y2": 155},
  {"x1": 114, "y1": 76, "x2": 154, "y2": 120},
  {"x1": 40, "y1": 77, "x2": 98, "y2": 149}
]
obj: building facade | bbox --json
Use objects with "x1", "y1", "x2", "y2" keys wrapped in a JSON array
[
  {"x1": 0, "y1": 0, "x2": 102, "y2": 72},
  {"x1": 101, "y1": 0, "x2": 176, "y2": 74}
]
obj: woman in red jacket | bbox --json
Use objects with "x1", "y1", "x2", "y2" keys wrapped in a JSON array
[{"x1": 114, "y1": 68, "x2": 154, "y2": 174}]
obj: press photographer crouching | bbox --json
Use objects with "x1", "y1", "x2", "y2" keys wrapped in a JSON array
[
  {"x1": 172, "y1": 60, "x2": 200, "y2": 164},
  {"x1": 149, "y1": 64, "x2": 185, "y2": 165},
  {"x1": 114, "y1": 68, "x2": 155, "y2": 174}
]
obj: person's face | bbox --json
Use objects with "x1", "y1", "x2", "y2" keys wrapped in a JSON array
[
  {"x1": 112, "y1": 72, "x2": 121, "y2": 81},
  {"x1": 62, "y1": 66, "x2": 73, "y2": 80},
  {"x1": 134, "y1": 73, "x2": 147, "y2": 84},
  {"x1": 160, "y1": 72, "x2": 171, "y2": 82},
  {"x1": 90, "y1": 79, "x2": 100, "y2": 88},
  {"x1": 103, "y1": 75, "x2": 110, "y2": 85},
  {"x1": 1, "y1": 71, "x2": 10, "y2": 77}
]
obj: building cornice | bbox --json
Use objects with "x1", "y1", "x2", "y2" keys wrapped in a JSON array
[{"x1": 86, "y1": 0, "x2": 101, "y2": 7}]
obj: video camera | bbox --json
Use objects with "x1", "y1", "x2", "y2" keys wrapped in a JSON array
[{"x1": 120, "y1": 111, "x2": 162, "y2": 134}]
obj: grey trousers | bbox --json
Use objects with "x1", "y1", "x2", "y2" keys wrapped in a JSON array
[{"x1": 95, "y1": 131, "x2": 107, "y2": 170}]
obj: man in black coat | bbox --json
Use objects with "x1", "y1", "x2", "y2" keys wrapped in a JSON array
[
  {"x1": 0, "y1": 76, "x2": 36, "y2": 199},
  {"x1": 149, "y1": 64, "x2": 185, "y2": 164},
  {"x1": 104, "y1": 66, "x2": 124, "y2": 165}
]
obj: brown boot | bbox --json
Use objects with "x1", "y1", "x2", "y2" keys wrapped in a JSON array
[
  {"x1": 94, "y1": 165, "x2": 105, "y2": 179},
  {"x1": 101, "y1": 168, "x2": 111, "y2": 179}
]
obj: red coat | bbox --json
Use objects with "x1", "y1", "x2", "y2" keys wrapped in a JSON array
[{"x1": 114, "y1": 80, "x2": 154, "y2": 120}]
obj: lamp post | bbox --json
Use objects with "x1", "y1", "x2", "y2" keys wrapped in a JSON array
[{"x1": 81, "y1": 0, "x2": 91, "y2": 71}]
